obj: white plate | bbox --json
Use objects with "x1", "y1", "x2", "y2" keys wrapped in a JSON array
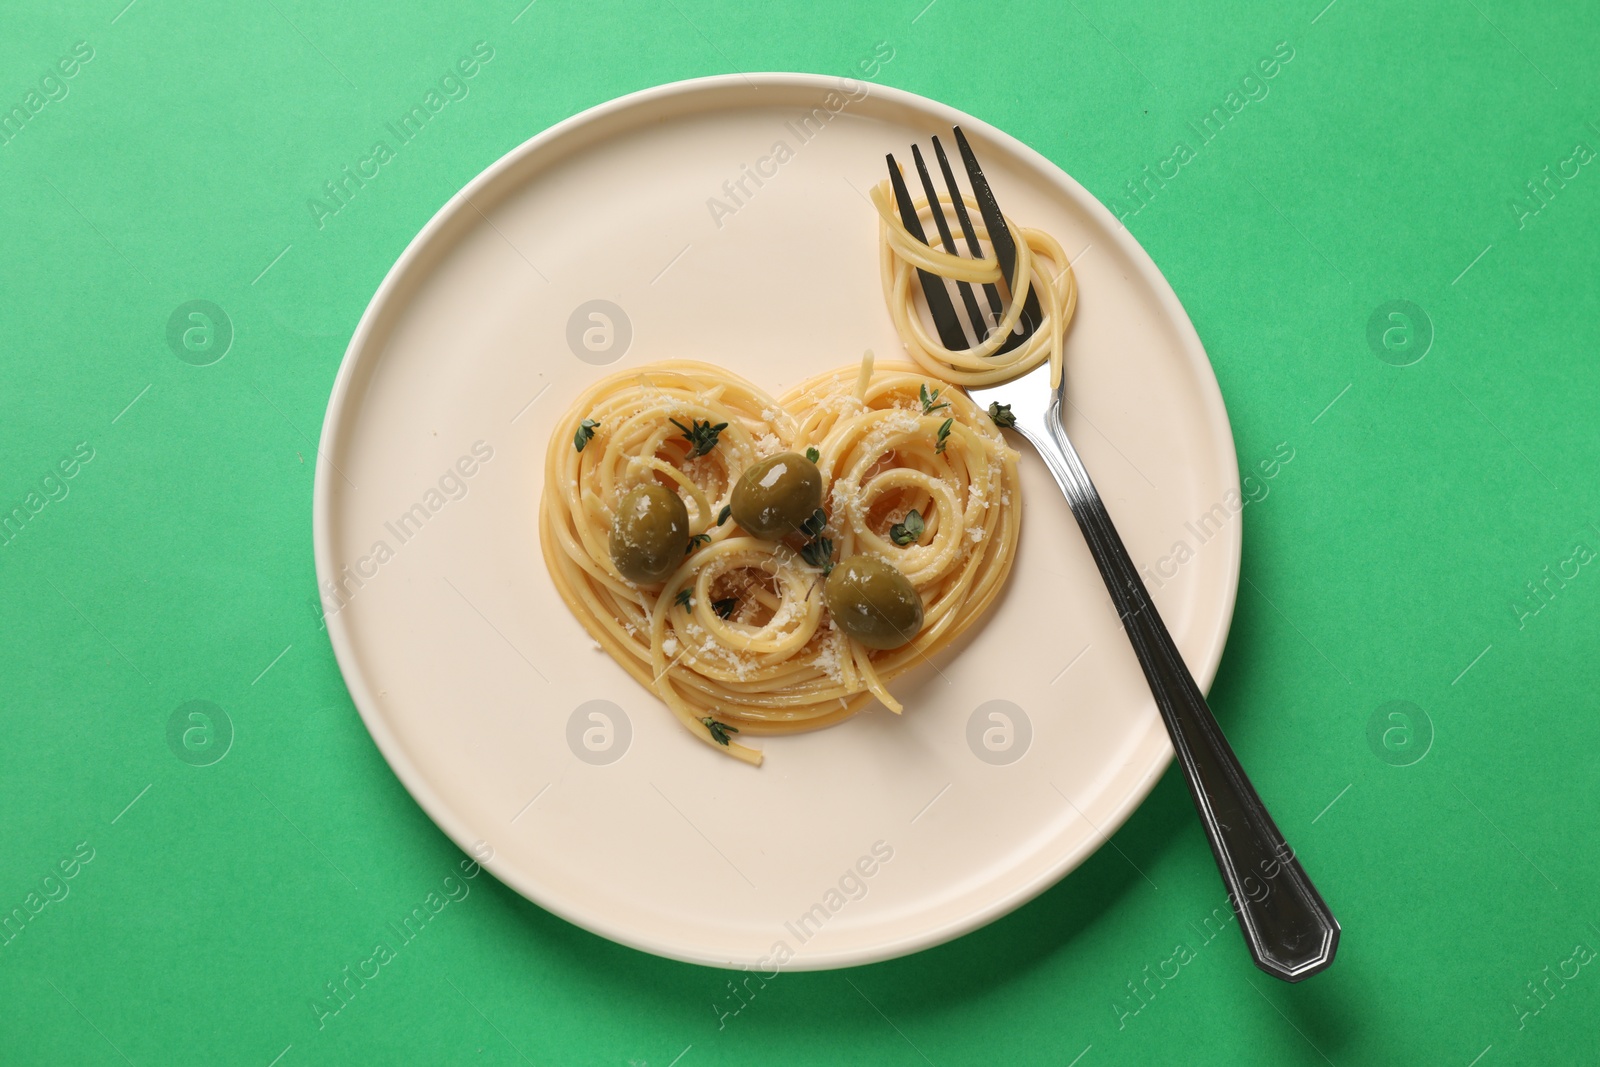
[{"x1": 314, "y1": 73, "x2": 1240, "y2": 970}]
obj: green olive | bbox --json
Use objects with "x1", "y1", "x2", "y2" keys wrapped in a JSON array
[
  {"x1": 609, "y1": 484, "x2": 690, "y2": 583},
  {"x1": 730, "y1": 453, "x2": 823, "y2": 540},
  {"x1": 824, "y1": 555, "x2": 924, "y2": 650}
]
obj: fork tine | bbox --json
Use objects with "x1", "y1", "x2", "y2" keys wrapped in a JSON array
[
  {"x1": 912, "y1": 145, "x2": 987, "y2": 344},
  {"x1": 952, "y1": 126, "x2": 1043, "y2": 344},
  {"x1": 886, "y1": 153, "x2": 971, "y2": 352},
  {"x1": 932, "y1": 136, "x2": 1008, "y2": 339}
]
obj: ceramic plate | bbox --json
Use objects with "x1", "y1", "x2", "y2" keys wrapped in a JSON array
[{"x1": 313, "y1": 73, "x2": 1240, "y2": 969}]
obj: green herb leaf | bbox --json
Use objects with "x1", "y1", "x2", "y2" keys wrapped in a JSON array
[
  {"x1": 574, "y1": 418, "x2": 601, "y2": 452},
  {"x1": 798, "y1": 507, "x2": 828, "y2": 539},
  {"x1": 800, "y1": 535, "x2": 835, "y2": 575},
  {"x1": 805, "y1": 446, "x2": 820, "y2": 463},
  {"x1": 673, "y1": 589, "x2": 693, "y2": 610},
  {"x1": 987, "y1": 402, "x2": 1016, "y2": 429},
  {"x1": 919, "y1": 383, "x2": 950, "y2": 415},
  {"x1": 685, "y1": 533, "x2": 712, "y2": 554},
  {"x1": 669, "y1": 417, "x2": 729, "y2": 458},
  {"x1": 716, "y1": 504, "x2": 732, "y2": 527},
  {"x1": 934, "y1": 417, "x2": 954, "y2": 455},
  {"x1": 889, "y1": 509, "x2": 925, "y2": 546},
  {"x1": 700, "y1": 716, "x2": 740, "y2": 746},
  {"x1": 711, "y1": 597, "x2": 738, "y2": 619}
]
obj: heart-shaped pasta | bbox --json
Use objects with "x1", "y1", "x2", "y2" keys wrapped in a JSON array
[{"x1": 540, "y1": 354, "x2": 1022, "y2": 764}]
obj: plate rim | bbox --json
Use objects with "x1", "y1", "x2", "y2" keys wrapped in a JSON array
[{"x1": 313, "y1": 71, "x2": 1242, "y2": 970}]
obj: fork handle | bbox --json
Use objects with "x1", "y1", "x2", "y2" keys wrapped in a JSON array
[{"x1": 1028, "y1": 406, "x2": 1339, "y2": 982}]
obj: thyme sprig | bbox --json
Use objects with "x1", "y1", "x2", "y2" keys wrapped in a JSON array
[
  {"x1": 919, "y1": 383, "x2": 950, "y2": 415},
  {"x1": 701, "y1": 717, "x2": 740, "y2": 746},
  {"x1": 670, "y1": 417, "x2": 728, "y2": 457},
  {"x1": 889, "y1": 509, "x2": 925, "y2": 546},
  {"x1": 574, "y1": 418, "x2": 600, "y2": 452}
]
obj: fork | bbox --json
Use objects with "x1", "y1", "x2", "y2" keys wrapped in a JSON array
[{"x1": 887, "y1": 128, "x2": 1340, "y2": 983}]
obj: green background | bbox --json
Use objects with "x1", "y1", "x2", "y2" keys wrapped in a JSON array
[{"x1": 3, "y1": 0, "x2": 1597, "y2": 1063}]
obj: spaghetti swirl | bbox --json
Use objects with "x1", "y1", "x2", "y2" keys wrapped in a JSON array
[{"x1": 871, "y1": 178, "x2": 1078, "y2": 388}]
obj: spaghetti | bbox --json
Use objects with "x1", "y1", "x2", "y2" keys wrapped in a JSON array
[
  {"x1": 871, "y1": 178, "x2": 1078, "y2": 388},
  {"x1": 540, "y1": 356, "x2": 1021, "y2": 764}
]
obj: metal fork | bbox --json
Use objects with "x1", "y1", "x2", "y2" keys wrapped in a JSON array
[{"x1": 887, "y1": 128, "x2": 1339, "y2": 983}]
